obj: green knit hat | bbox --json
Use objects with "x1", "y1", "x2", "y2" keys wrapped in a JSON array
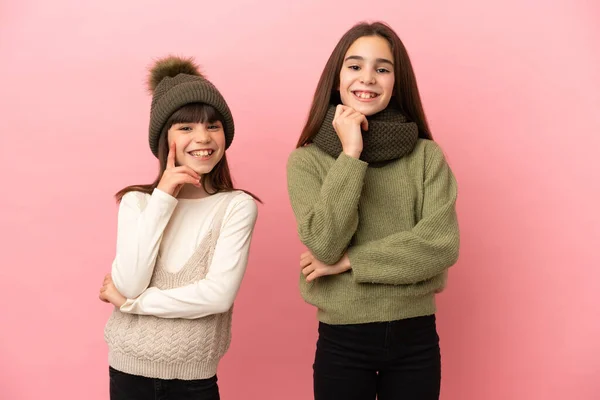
[{"x1": 147, "y1": 56, "x2": 234, "y2": 157}]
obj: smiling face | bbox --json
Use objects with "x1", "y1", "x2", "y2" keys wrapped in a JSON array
[
  {"x1": 162, "y1": 103, "x2": 226, "y2": 176},
  {"x1": 168, "y1": 120, "x2": 225, "y2": 176},
  {"x1": 338, "y1": 35, "x2": 396, "y2": 116}
]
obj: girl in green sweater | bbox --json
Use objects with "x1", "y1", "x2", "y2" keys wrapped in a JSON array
[{"x1": 286, "y1": 21, "x2": 460, "y2": 400}]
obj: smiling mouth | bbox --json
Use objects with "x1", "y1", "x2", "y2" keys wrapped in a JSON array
[
  {"x1": 352, "y1": 90, "x2": 380, "y2": 100},
  {"x1": 188, "y1": 149, "x2": 214, "y2": 159}
]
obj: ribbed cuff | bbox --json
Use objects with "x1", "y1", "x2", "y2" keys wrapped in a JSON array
[
  {"x1": 108, "y1": 351, "x2": 219, "y2": 381},
  {"x1": 315, "y1": 294, "x2": 436, "y2": 325}
]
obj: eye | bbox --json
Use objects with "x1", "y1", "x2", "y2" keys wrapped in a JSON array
[
  {"x1": 348, "y1": 65, "x2": 360, "y2": 71},
  {"x1": 178, "y1": 125, "x2": 192, "y2": 131},
  {"x1": 377, "y1": 68, "x2": 391, "y2": 73},
  {"x1": 207, "y1": 123, "x2": 222, "y2": 130}
]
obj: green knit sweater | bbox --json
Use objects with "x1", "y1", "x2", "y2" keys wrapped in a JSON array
[{"x1": 286, "y1": 139, "x2": 459, "y2": 325}]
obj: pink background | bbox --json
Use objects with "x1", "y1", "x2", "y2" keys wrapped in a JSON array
[{"x1": 1, "y1": 0, "x2": 599, "y2": 399}]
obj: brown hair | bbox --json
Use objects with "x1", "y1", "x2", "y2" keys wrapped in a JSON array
[
  {"x1": 115, "y1": 103, "x2": 261, "y2": 203},
  {"x1": 297, "y1": 21, "x2": 433, "y2": 148}
]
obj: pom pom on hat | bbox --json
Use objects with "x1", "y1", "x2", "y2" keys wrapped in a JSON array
[{"x1": 147, "y1": 56, "x2": 202, "y2": 93}]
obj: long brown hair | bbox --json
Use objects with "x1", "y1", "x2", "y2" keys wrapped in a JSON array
[
  {"x1": 116, "y1": 103, "x2": 261, "y2": 203},
  {"x1": 297, "y1": 21, "x2": 433, "y2": 148}
]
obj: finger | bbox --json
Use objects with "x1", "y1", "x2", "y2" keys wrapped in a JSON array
[
  {"x1": 172, "y1": 166, "x2": 200, "y2": 180},
  {"x1": 334, "y1": 104, "x2": 345, "y2": 120},
  {"x1": 360, "y1": 115, "x2": 369, "y2": 131},
  {"x1": 170, "y1": 169, "x2": 201, "y2": 186},
  {"x1": 170, "y1": 172, "x2": 198, "y2": 184},
  {"x1": 306, "y1": 270, "x2": 321, "y2": 282},
  {"x1": 300, "y1": 258, "x2": 312, "y2": 269},
  {"x1": 174, "y1": 173, "x2": 203, "y2": 187},
  {"x1": 340, "y1": 107, "x2": 355, "y2": 118},
  {"x1": 347, "y1": 110, "x2": 361, "y2": 118},
  {"x1": 300, "y1": 254, "x2": 313, "y2": 267},
  {"x1": 302, "y1": 264, "x2": 315, "y2": 277},
  {"x1": 167, "y1": 141, "x2": 176, "y2": 169},
  {"x1": 300, "y1": 251, "x2": 312, "y2": 261},
  {"x1": 347, "y1": 111, "x2": 367, "y2": 130}
]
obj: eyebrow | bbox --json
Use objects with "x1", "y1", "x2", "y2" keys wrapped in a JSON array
[{"x1": 344, "y1": 55, "x2": 394, "y2": 66}]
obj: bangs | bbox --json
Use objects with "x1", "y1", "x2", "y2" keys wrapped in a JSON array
[{"x1": 167, "y1": 103, "x2": 223, "y2": 127}]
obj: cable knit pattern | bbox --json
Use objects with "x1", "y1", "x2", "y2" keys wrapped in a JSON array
[{"x1": 104, "y1": 194, "x2": 235, "y2": 380}]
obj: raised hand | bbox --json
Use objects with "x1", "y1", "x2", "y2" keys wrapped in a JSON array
[
  {"x1": 157, "y1": 141, "x2": 202, "y2": 197},
  {"x1": 332, "y1": 105, "x2": 368, "y2": 159}
]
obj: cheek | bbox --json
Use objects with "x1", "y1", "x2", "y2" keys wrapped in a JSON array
[
  {"x1": 172, "y1": 136, "x2": 191, "y2": 162},
  {"x1": 215, "y1": 132, "x2": 226, "y2": 149},
  {"x1": 338, "y1": 73, "x2": 351, "y2": 92},
  {"x1": 338, "y1": 76, "x2": 353, "y2": 105},
  {"x1": 384, "y1": 76, "x2": 395, "y2": 96},
  {"x1": 168, "y1": 131, "x2": 188, "y2": 147}
]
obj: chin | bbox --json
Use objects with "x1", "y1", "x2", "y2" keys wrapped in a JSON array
[
  {"x1": 196, "y1": 167, "x2": 215, "y2": 175},
  {"x1": 354, "y1": 104, "x2": 385, "y2": 116}
]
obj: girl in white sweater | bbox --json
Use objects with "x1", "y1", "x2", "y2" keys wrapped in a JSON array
[{"x1": 99, "y1": 56, "x2": 259, "y2": 400}]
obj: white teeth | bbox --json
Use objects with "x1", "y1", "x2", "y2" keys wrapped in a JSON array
[
  {"x1": 355, "y1": 91, "x2": 377, "y2": 99},
  {"x1": 190, "y1": 150, "x2": 213, "y2": 157}
]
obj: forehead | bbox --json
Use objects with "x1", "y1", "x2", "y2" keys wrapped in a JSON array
[{"x1": 344, "y1": 36, "x2": 393, "y2": 60}]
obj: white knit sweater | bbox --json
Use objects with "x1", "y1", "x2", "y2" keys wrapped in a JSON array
[{"x1": 104, "y1": 189, "x2": 258, "y2": 379}]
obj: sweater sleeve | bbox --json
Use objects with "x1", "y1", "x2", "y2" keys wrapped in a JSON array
[
  {"x1": 286, "y1": 148, "x2": 368, "y2": 264},
  {"x1": 111, "y1": 189, "x2": 178, "y2": 299},
  {"x1": 349, "y1": 144, "x2": 460, "y2": 285},
  {"x1": 119, "y1": 196, "x2": 258, "y2": 319}
]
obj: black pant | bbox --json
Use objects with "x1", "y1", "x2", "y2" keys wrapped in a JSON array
[
  {"x1": 313, "y1": 315, "x2": 441, "y2": 400},
  {"x1": 109, "y1": 367, "x2": 220, "y2": 400}
]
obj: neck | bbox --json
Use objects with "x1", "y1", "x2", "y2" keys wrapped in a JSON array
[{"x1": 177, "y1": 178, "x2": 215, "y2": 199}]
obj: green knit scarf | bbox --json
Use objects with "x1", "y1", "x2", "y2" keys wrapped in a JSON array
[{"x1": 312, "y1": 105, "x2": 419, "y2": 163}]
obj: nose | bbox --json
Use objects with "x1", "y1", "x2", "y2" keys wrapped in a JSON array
[
  {"x1": 192, "y1": 129, "x2": 211, "y2": 144},
  {"x1": 360, "y1": 69, "x2": 375, "y2": 84}
]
